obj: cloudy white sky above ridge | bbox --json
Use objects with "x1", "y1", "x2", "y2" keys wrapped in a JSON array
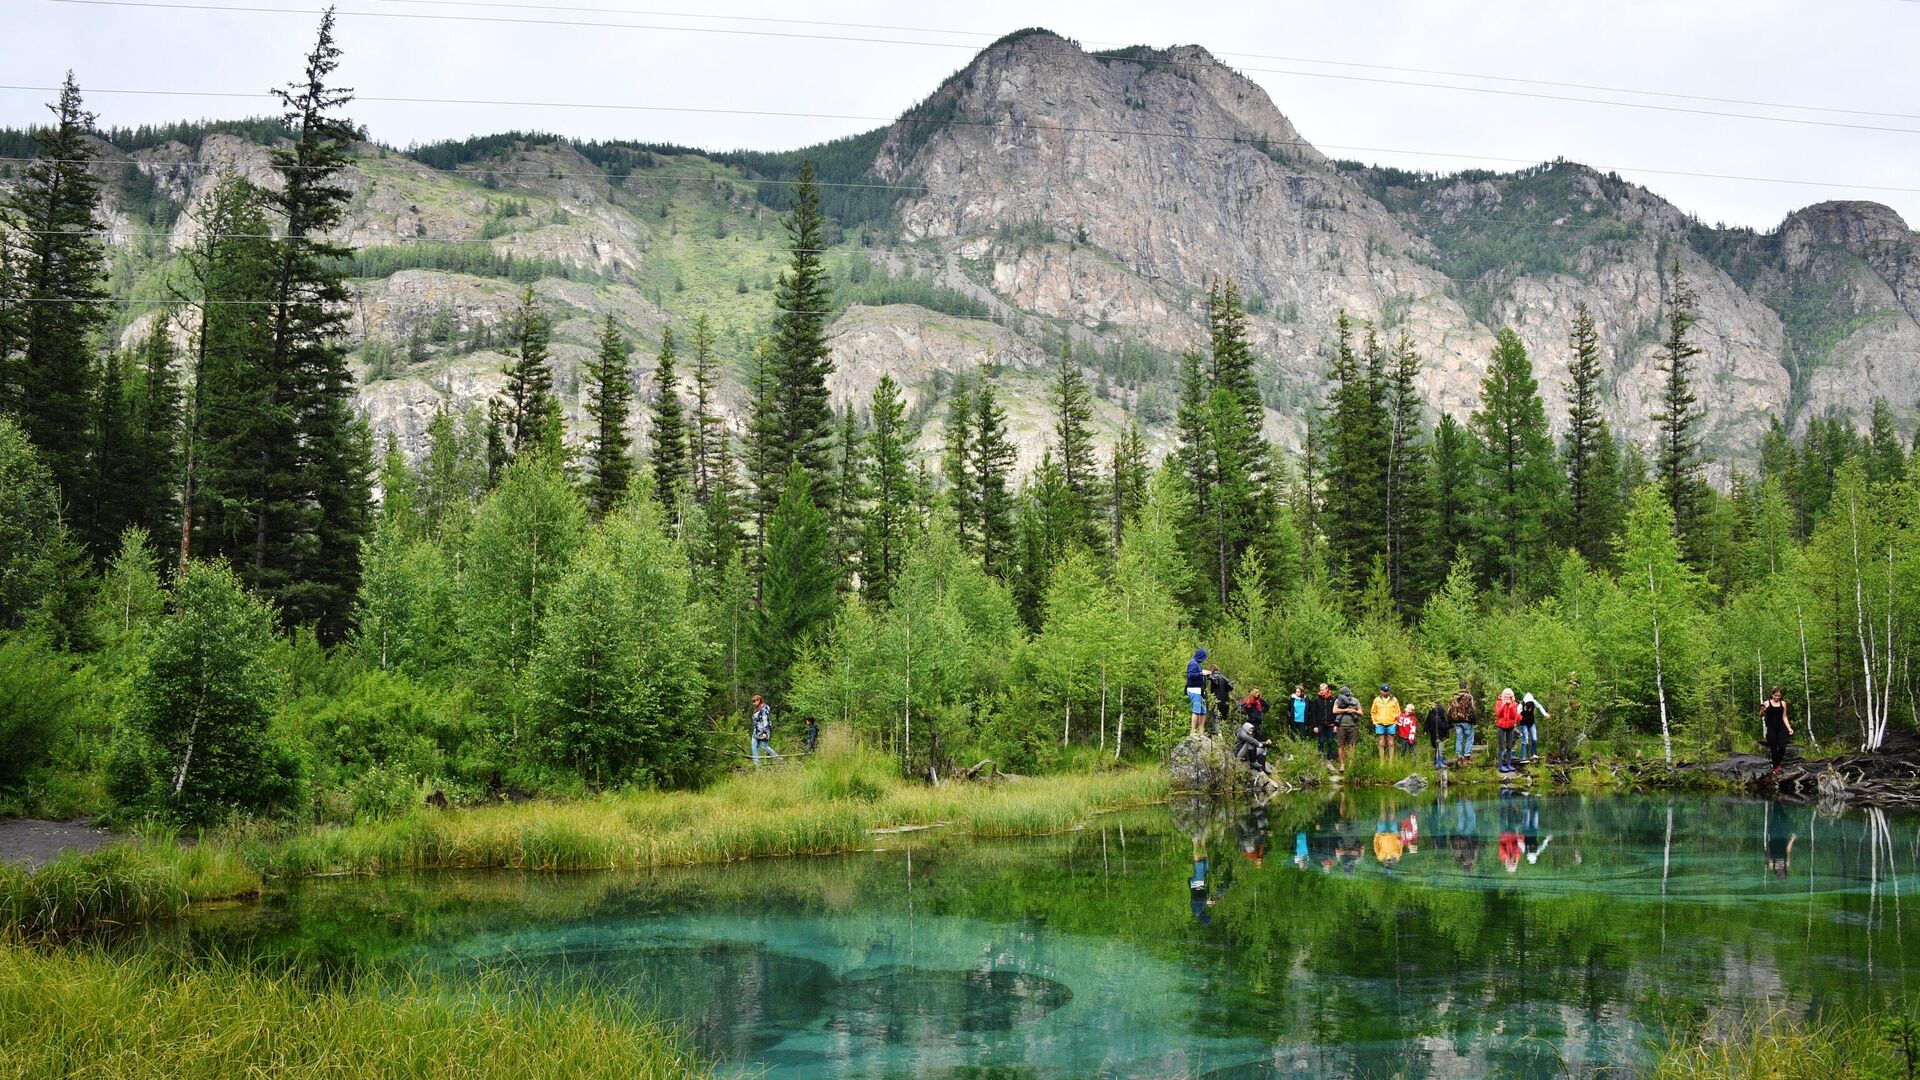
[{"x1": 8, "y1": 0, "x2": 1919, "y2": 230}]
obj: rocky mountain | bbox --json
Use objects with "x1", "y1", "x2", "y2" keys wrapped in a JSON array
[{"x1": 11, "y1": 27, "x2": 1918, "y2": 476}]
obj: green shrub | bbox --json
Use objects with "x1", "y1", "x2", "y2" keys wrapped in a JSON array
[{"x1": 0, "y1": 636, "x2": 82, "y2": 791}]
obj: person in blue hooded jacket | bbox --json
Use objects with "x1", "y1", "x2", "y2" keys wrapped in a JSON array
[{"x1": 1186, "y1": 648, "x2": 1210, "y2": 738}]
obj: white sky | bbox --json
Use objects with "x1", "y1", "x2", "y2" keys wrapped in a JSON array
[{"x1": 8, "y1": 0, "x2": 1920, "y2": 230}]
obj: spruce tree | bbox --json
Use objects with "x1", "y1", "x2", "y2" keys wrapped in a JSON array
[
  {"x1": 688, "y1": 313, "x2": 720, "y2": 503},
  {"x1": 1562, "y1": 301, "x2": 1613, "y2": 564},
  {"x1": 972, "y1": 377, "x2": 1017, "y2": 577},
  {"x1": 1383, "y1": 331, "x2": 1435, "y2": 607},
  {"x1": 129, "y1": 320, "x2": 182, "y2": 547},
  {"x1": 828, "y1": 405, "x2": 865, "y2": 585},
  {"x1": 1429, "y1": 414, "x2": 1473, "y2": 576},
  {"x1": 1652, "y1": 260, "x2": 1705, "y2": 542},
  {"x1": 862, "y1": 374, "x2": 911, "y2": 600},
  {"x1": 1109, "y1": 420, "x2": 1149, "y2": 552},
  {"x1": 499, "y1": 285, "x2": 557, "y2": 461},
  {"x1": 1051, "y1": 339, "x2": 1102, "y2": 551},
  {"x1": 1322, "y1": 313, "x2": 1389, "y2": 587},
  {"x1": 745, "y1": 340, "x2": 779, "y2": 567},
  {"x1": 941, "y1": 377, "x2": 977, "y2": 548},
  {"x1": 647, "y1": 325, "x2": 687, "y2": 509},
  {"x1": 765, "y1": 162, "x2": 834, "y2": 502},
  {"x1": 263, "y1": 10, "x2": 373, "y2": 639},
  {"x1": 584, "y1": 313, "x2": 633, "y2": 515},
  {"x1": 754, "y1": 464, "x2": 835, "y2": 693},
  {"x1": 84, "y1": 348, "x2": 138, "y2": 557},
  {"x1": 1470, "y1": 328, "x2": 1560, "y2": 595},
  {"x1": 5, "y1": 74, "x2": 108, "y2": 510},
  {"x1": 1867, "y1": 396, "x2": 1905, "y2": 484}
]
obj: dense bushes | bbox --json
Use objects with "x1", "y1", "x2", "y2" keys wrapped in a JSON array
[{"x1": 0, "y1": 637, "x2": 84, "y2": 792}]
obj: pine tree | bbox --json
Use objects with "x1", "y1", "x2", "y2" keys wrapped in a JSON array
[
  {"x1": 765, "y1": 162, "x2": 834, "y2": 501},
  {"x1": 754, "y1": 464, "x2": 835, "y2": 693},
  {"x1": 83, "y1": 348, "x2": 139, "y2": 557},
  {"x1": 1183, "y1": 279, "x2": 1274, "y2": 609},
  {"x1": 647, "y1": 325, "x2": 687, "y2": 509},
  {"x1": 1866, "y1": 396, "x2": 1905, "y2": 484},
  {"x1": 1561, "y1": 300, "x2": 1617, "y2": 566},
  {"x1": 4, "y1": 74, "x2": 108, "y2": 510},
  {"x1": 584, "y1": 313, "x2": 633, "y2": 515},
  {"x1": 862, "y1": 374, "x2": 911, "y2": 600},
  {"x1": 1108, "y1": 420, "x2": 1149, "y2": 552},
  {"x1": 1051, "y1": 339, "x2": 1103, "y2": 551},
  {"x1": 1470, "y1": 328, "x2": 1560, "y2": 595},
  {"x1": 1430, "y1": 414, "x2": 1473, "y2": 576},
  {"x1": 1652, "y1": 259, "x2": 1705, "y2": 543},
  {"x1": 745, "y1": 339, "x2": 779, "y2": 566},
  {"x1": 1322, "y1": 313, "x2": 1390, "y2": 587},
  {"x1": 499, "y1": 285, "x2": 557, "y2": 461},
  {"x1": 262, "y1": 10, "x2": 373, "y2": 639},
  {"x1": 688, "y1": 313, "x2": 720, "y2": 503},
  {"x1": 972, "y1": 377, "x2": 1017, "y2": 577}
]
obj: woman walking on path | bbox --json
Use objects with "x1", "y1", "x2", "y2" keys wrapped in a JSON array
[
  {"x1": 1762, "y1": 687, "x2": 1794, "y2": 773},
  {"x1": 750, "y1": 695, "x2": 781, "y2": 766},
  {"x1": 1494, "y1": 689, "x2": 1520, "y2": 774},
  {"x1": 1518, "y1": 693, "x2": 1549, "y2": 763},
  {"x1": 1186, "y1": 649, "x2": 1210, "y2": 738}
]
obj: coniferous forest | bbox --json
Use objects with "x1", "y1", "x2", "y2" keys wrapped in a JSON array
[{"x1": 4, "y1": 14, "x2": 1920, "y2": 834}]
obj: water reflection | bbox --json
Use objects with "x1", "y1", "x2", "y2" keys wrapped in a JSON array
[{"x1": 121, "y1": 792, "x2": 1920, "y2": 1079}]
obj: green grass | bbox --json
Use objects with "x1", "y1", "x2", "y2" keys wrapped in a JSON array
[
  {"x1": 0, "y1": 843, "x2": 259, "y2": 938},
  {"x1": 1651, "y1": 1005, "x2": 1914, "y2": 1080},
  {"x1": 257, "y1": 760, "x2": 1168, "y2": 875},
  {"x1": 0, "y1": 946, "x2": 711, "y2": 1079}
]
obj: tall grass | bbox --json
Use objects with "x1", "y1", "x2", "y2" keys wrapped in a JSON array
[
  {"x1": 0, "y1": 946, "x2": 710, "y2": 1079},
  {"x1": 259, "y1": 762, "x2": 1167, "y2": 876},
  {"x1": 0, "y1": 842, "x2": 258, "y2": 937},
  {"x1": 1651, "y1": 1005, "x2": 1908, "y2": 1080}
]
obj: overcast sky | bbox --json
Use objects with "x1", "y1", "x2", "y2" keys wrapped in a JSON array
[{"x1": 9, "y1": 0, "x2": 1919, "y2": 229}]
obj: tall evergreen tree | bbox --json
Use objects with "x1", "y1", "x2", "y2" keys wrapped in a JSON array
[
  {"x1": 1561, "y1": 300, "x2": 1621, "y2": 565},
  {"x1": 1321, "y1": 313, "x2": 1390, "y2": 587},
  {"x1": 1470, "y1": 328, "x2": 1560, "y2": 595},
  {"x1": 1109, "y1": 419, "x2": 1149, "y2": 552},
  {"x1": 762, "y1": 162, "x2": 834, "y2": 505},
  {"x1": 972, "y1": 377, "x2": 1018, "y2": 577},
  {"x1": 1652, "y1": 260, "x2": 1705, "y2": 543},
  {"x1": 4, "y1": 74, "x2": 107, "y2": 511},
  {"x1": 1051, "y1": 339, "x2": 1103, "y2": 551},
  {"x1": 84, "y1": 348, "x2": 140, "y2": 557},
  {"x1": 1429, "y1": 413, "x2": 1473, "y2": 576},
  {"x1": 942, "y1": 375, "x2": 977, "y2": 548},
  {"x1": 1383, "y1": 331, "x2": 1435, "y2": 606},
  {"x1": 1866, "y1": 396, "x2": 1905, "y2": 484},
  {"x1": 828, "y1": 405, "x2": 865, "y2": 585},
  {"x1": 862, "y1": 374, "x2": 911, "y2": 600},
  {"x1": 129, "y1": 320, "x2": 182, "y2": 547},
  {"x1": 754, "y1": 464, "x2": 835, "y2": 693},
  {"x1": 583, "y1": 313, "x2": 633, "y2": 515},
  {"x1": 498, "y1": 285, "x2": 556, "y2": 461},
  {"x1": 688, "y1": 313, "x2": 720, "y2": 504},
  {"x1": 261, "y1": 10, "x2": 373, "y2": 638},
  {"x1": 647, "y1": 325, "x2": 687, "y2": 508}
]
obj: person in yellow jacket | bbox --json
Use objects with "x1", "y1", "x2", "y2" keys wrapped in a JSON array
[{"x1": 1370, "y1": 684, "x2": 1403, "y2": 762}]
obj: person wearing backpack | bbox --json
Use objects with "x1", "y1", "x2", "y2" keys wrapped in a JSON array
[
  {"x1": 1332, "y1": 685, "x2": 1363, "y2": 772},
  {"x1": 1518, "y1": 693, "x2": 1549, "y2": 764},
  {"x1": 1208, "y1": 668, "x2": 1236, "y2": 738},
  {"x1": 1494, "y1": 688, "x2": 1520, "y2": 774},
  {"x1": 1448, "y1": 683, "x2": 1478, "y2": 764},
  {"x1": 1427, "y1": 699, "x2": 1452, "y2": 771}
]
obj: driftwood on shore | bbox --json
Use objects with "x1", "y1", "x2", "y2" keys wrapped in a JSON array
[{"x1": 1699, "y1": 730, "x2": 1920, "y2": 807}]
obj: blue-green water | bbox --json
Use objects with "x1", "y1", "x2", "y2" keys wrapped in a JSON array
[{"x1": 150, "y1": 791, "x2": 1920, "y2": 1077}]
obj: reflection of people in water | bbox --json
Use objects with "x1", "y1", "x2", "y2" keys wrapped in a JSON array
[
  {"x1": 1764, "y1": 810, "x2": 1798, "y2": 879},
  {"x1": 1237, "y1": 804, "x2": 1270, "y2": 869},
  {"x1": 1190, "y1": 835, "x2": 1214, "y2": 923},
  {"x1": 1373, "y1": 799, "x2": 1406, "y2": 870},
  {"x1": 1498, "y1": 789, "x2": 1524, "y2": 873},
  {"x1": 1521, "y1": 794, "x2": 1552, "y2": 865}
]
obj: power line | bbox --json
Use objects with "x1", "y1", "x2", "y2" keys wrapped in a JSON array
[
  {"x1": 343, "y1": 0, "x2": 1920, "y2": 124},
  {"x1": 7, "y1": 83, "x2": 1920, "y2": 197},
  {"x1": 43, "y1": 0, "x2": 1920, "y2": 138}
]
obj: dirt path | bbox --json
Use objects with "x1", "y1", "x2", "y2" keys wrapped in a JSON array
[{"x1": 0, "y1": 819, "x2": 115, "y2": 870}]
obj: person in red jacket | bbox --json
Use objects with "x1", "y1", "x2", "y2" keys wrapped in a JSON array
[{"x1": 1494, "y1": 688, "x2": 1520, "y2": 773}]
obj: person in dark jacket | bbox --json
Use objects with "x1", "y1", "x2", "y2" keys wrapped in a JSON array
[
  {"x1": 1449, "y1": 682, "x2": 1478, "y2": 763},
  {"x1": 1309, "y1": 683, "x2": 1337, "y2": 762},
  {"x1": 1761, "y1": 687, "x2": 1794, "y2": 772},
  {"x1": 1241, "y1": 687, "x2": 1269, "y2": 737},
  {"x1": 1427, "y1": 700, "x2": 1452, "y2": 771},
  {"x1": 1207, "y1": 669, "x2": 1236, "y2": 737}
]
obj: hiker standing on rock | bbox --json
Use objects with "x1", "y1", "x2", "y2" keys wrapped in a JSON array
[
  {"x1": 1187, "y1": 649, "x2": 1210, "y2": 738},
  {"x1": 1762, "y1": 687, "x2": 1794, "y2": 773}
]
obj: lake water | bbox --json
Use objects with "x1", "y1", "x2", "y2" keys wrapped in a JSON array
[{"x1": 147, "y1": 791, "x2": 1920, "y2": 1078}]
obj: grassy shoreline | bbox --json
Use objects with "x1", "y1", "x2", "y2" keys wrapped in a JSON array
[{"x1": 0, "y1": 946, "x2": 712, "y2": 1079}]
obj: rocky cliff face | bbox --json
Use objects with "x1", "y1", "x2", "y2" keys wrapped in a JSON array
[{"x1": 26, "y1": 27, "x2": 1918, "y2": 474}]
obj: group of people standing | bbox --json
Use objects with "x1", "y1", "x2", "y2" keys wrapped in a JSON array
[{"x1": 1185, "y1": 649, "x2": 1557, "y2": 777}]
